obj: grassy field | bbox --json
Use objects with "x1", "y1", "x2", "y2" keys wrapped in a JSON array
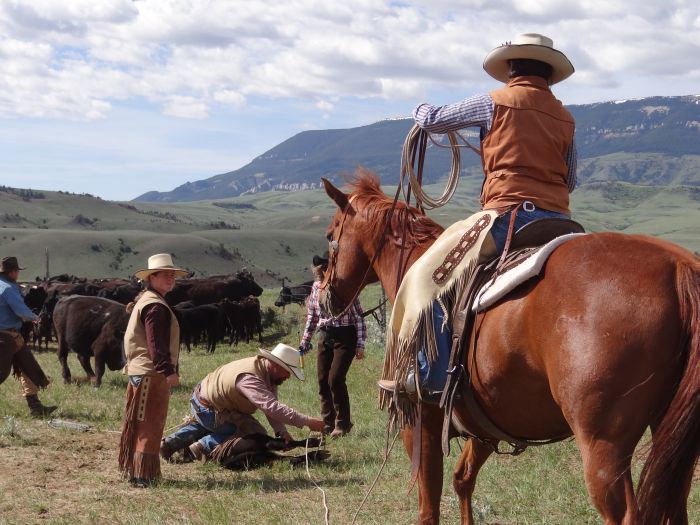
[
  {"x1": 1, "y1": 287, "x2": 698, "y2": 525},
  {"x1": 1, "y1": 176, "x2": 698, "y2": 288}
]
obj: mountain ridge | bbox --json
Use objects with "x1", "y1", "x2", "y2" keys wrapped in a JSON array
[{"x1": 134, "y1": 94, "x2": 700, "y2": 202}]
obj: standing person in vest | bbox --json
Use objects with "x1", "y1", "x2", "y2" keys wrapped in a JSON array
[
  {"x1": 299, "y1": 252, "x2": 366, "y2": 438},
  {"x1": 0, "y1": 256, "x2": 57, "y2": 417},
  {"x1": 118, "y1": 253, "x2": 186, "y2": 488},
  {"x1": 379, "y1": 33, "x2": 577, "y2": 398},
  {"x1": 160, "y1": 343, "x2": 325, "y2": 463}
]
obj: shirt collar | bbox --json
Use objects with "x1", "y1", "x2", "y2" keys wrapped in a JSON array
[{"x1": 506, "y1": 76, "x2": 551, "y2": 91}]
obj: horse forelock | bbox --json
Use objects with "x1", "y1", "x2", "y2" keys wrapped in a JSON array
[{"x1": 344, "y1": 168, "x2": 444, "y2": 246}]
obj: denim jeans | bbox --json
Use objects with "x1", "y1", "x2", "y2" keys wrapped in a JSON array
[
  {"x1": 489, "y1": 204, "x2": 570, "y2": 254},
  {"x1": 417, "y1": 303, "x2": 451, "y2": 392},
  {"x1": 418, "y1": 204, "x2": 569, "y2": 391},
  {"x1": 164, "y1": 387, "x2": 237, "y2": 454}
]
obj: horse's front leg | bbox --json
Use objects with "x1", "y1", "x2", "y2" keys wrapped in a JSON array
[
  {"x1": 402, "y1": 404, "x2": 445, "y2": 525},
  {"x1": 453, "y1": 438, "x2": 493, "y2": 524}
]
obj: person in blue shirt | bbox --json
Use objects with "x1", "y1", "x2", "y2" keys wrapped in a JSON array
[{"x1": 0, "y1": 256, "x2": 57, "y2": 417}]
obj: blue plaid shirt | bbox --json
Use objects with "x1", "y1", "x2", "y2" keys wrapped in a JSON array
[{"x1": 0, "y1": 275, "x2": 37, "y2": 330}]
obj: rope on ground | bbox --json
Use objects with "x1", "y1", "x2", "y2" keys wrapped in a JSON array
[
  {"x1": 305, "y1": 434, "x2": 330, "y2": 525},
  {"x1": 350, "y1": 429, "x2": 401, "y2": 525}
]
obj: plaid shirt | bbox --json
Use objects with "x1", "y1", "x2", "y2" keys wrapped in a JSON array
[{"x1": 300, "y1": 281, "x2": 366, "y2": 351}]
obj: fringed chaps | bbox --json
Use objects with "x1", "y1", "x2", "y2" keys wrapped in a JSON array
[
  {"x1": 0, "y1": 330, "x2": 49, "y2": 388},
  {"x1": 118, "y1": 374, "x2": 170, "y2": 481},
  {"x1": 380, "y1": 211, "x2": 499, "y2": 430}
]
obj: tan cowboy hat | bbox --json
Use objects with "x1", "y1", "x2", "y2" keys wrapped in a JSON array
[
  {"x1": 483, "y1": 33, "x2": 574, "y2": 85},
  {"x1": 259, "y1": 343, "x2": 305, "y2": 381},
  {"x1": 134, "y1": 253, "x2": 189, "y2": 281},
  {"x1": 0, "y1": 256, "x2": 25, "y2": 273}
]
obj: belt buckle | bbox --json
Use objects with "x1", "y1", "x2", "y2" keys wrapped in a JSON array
[{"x1": 522, "y1": 201, "x2": 536, "y2": 212}]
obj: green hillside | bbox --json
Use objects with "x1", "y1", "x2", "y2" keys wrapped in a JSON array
[{"x1": 1, "y1": 178, "x2": 698, "y2": 286}]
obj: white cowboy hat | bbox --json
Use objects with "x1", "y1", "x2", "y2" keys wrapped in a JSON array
[
  {"x1": 483, "y1": 33, "x2": 574, "y2": 85},
  {"x1": 134, "y1": 253, "x2": 189, "y2": 281},
  {"x1": 259, "y1": 343, "x2": 305, "y2": 381}
]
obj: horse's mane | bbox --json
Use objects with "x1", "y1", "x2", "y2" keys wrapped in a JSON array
[{"x1": 345, "y1": 168, "x2": 444, "y2": 245}]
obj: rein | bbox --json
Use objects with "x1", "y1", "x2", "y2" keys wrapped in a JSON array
[{"x1": 321, "y1": 183, "x2": 405, "y2": 319}]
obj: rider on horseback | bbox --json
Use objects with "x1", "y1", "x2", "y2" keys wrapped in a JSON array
[{"x1": 379, "y1": 33, "x2": 577, "y2": 400}]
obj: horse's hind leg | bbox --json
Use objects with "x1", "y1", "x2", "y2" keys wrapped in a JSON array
[
  {"x1": 576, "y1": 434, "x2": 638, "y2": 524},
  {"x1": 453, "y1": 439, "x2": 493, "y2": 525}
]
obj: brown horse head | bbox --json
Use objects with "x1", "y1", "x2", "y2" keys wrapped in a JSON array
[{"x1": 320, "y1": 167, "x2": 443, "y2": 315}]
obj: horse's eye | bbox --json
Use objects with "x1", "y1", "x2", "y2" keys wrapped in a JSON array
[{"x1": 326, "y1": 232, "x2": 333, "y2": 241}]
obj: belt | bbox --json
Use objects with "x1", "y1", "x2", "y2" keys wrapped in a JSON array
[
  {"x1": 193, "y1": 383, "x2": 212, "y2": 409},
  {"x1": 320, "y1": 324, "x2": 354, "y2": 332}
]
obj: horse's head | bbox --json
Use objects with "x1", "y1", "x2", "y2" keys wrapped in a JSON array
[
  {"x1": 319, "y1": 172, "x2": 380, "y2": 316},
  {"x1": 319, "y1": 168, "x2": 444, "y2": 316}
]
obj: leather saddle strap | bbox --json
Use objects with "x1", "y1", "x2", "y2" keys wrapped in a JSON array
[{"x1": 497, "y1": 203, "x2": 522, "y2": 269}]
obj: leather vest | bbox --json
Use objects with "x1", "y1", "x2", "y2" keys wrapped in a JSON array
[
  {"x1": 123, "y1": 290, "x2": 180, "y2": 376},
  {"x1": 200, "y1": 356, "x2": 273, "y2": 414},
  {"x1": 480, "y1": 76, "x2": 574, "y2": 214}
]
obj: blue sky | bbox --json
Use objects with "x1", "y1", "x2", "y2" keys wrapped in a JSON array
[{"x1": 1, "y1": 0, "x2": 698, "y2": 201}]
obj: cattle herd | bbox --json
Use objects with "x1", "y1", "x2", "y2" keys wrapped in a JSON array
[{"x1": 18, "y1": 270, "x2": 270, "y2": 387}]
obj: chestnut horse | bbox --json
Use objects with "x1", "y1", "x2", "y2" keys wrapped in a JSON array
[{"x1": 319, "y1": 169, "x2": 699, "y2": 524}]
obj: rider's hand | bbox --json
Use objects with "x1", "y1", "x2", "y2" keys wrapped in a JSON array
[
  {"x1": 355, "y1": 348, "x2": 365, "y2": 360},
  {"x1": 166, "y1": 373, "x2": 180, "y2": 388}
]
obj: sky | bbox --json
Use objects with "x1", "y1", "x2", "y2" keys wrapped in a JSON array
[{"x1": 1, "y1": 0, "x2": 698, "y2": 201}]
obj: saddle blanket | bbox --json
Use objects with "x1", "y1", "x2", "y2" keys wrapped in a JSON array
[{"x1": 472, "y1": 233, "x2": 585, "y2": 312}]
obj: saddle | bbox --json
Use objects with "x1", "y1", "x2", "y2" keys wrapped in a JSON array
[{"x1": 440, "y1": 218, "x2": 585, "y2": 455}]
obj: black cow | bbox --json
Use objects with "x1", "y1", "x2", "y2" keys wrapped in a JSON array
[
  {"x1": 22, "y1": 284, "x2": 48, "y2": 311},
  {"x1": 166, "y1": 271, "x2": 263, "y2": 306},
  {"x1": 52, "y1": 295, "x2": 128, "y2": 387},
  {"x1": 274, "y1": 280, "x2": 314, "y2": 307},
  {"x1": 173, "y1": 303, "x2": 227, "y2": 353},
  {"x1": 98, "y1": 283, "x2": 142, "y2": 304}
]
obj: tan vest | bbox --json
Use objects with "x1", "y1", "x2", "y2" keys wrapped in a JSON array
[
  {"x1": 200, "y1": 356, "x2": 272, "y2": 414},
  {"x1": 123, "y1": 290, "x2": 180, "y2": 376},
  {"x1": 480, "y1": 76, "x2": 574, "y2": 215}
]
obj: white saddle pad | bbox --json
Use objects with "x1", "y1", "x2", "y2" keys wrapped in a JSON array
[{"x1": 472, "y1": 233, "x2": 585, "y2": 312}]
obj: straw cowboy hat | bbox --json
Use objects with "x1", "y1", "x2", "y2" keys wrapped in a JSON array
[
  {"x1": 483, "y1": 33, "x2": 574, "y2": 85},
  {"x1": 259, "y1": 343, "x2": 305, "y2": 381},
  {"x1": 0, "y1": 256, "x2": 25, "y2": 273},
  {"x1": 134, "y1": 253, "x2": 189, "y2": 281}
]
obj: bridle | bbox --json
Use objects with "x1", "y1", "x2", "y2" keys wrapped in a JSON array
[{"x1": 320, "y1": 184, "x2": 409, "y2": 319}]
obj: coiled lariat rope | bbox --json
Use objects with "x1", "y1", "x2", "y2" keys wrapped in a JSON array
[{"x1": 400, "y1": 123, "x2": 480, "y2": 210}]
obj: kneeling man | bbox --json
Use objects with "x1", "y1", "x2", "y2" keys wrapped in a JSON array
[{"x1": 161, "y1": 343, "x2": 325, "y2": 462}]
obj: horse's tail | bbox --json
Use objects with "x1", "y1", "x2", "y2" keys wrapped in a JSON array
[{"x1": 637, "y1": 259, "x2": 700, "y2": 524}]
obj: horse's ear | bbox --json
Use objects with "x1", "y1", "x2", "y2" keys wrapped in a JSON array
[{"x1": 321, "y1": 178, "x2": 348, "y2": 209}]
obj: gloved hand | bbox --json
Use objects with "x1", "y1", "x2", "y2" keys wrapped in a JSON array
[{"x1": 299, "y1": 342, "x2": 311, "y2": 355}]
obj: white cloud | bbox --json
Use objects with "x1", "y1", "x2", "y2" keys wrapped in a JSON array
[
  {"x1": 0, "y1": 0, "x2": 698, "y2": 121},
  {"x1": 1, "y1": 0, "x2": 700, "y2": 199},
  {"x1": 163, "y1": 95, "x2": 208, "y2": 119}
]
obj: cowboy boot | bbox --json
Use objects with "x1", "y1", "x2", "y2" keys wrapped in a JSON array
[
  {"x1": 26, "y1": 394, "x2": 58, "y2": 418},
  {"x1": 184, "y1": 441, "x2": 208, "y2": 463}
]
